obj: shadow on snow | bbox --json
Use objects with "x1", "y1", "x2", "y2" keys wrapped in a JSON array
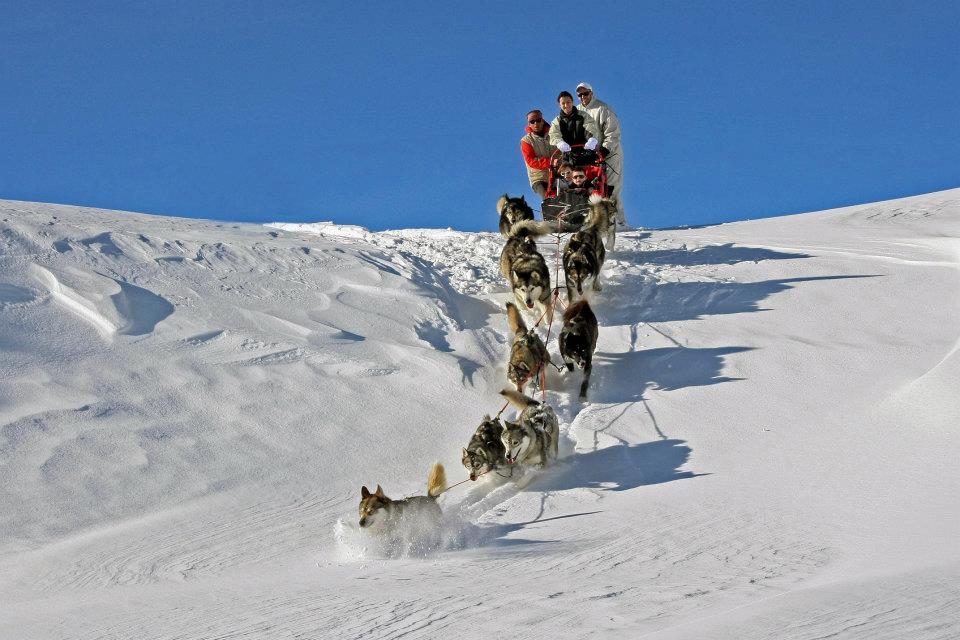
[
  {"x1": 639, "y1": 243, "x2": 810, "y2": 267},
  {"x1": 587, "y1": 345, "x2": 752, "y2": 401},
  {"x1": 468, "y1": 439, "x2": 703, "y2": 548},
  {"x1": 601, "y1": 274, "x2": 877, "y2": 325}
]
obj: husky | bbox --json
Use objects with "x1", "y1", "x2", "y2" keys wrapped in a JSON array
[
  {"x1": 359, "y1": 463, "x2": 447, "y2": 530},
  {"x1": 559, "y1": 300, "x2": 599, "y2": 400},
  {"x1": 497, "y1": 194, "x2": 535, "y2": 236},
  {"x1": 562, "y1": 194, "x2": 612, "y2": 303},
  {"x1": 506, "y1": 301, "x2": 550, "y2": 393},
  {"x1": 499, "y1": 388, "x2": 559, "y2": 467},
  {"x1": 461, "y1": 415, "x2": 507, "y2": 481},
  {"x1": 500, "y1": 219, "x2": 556, "y2": 325}
]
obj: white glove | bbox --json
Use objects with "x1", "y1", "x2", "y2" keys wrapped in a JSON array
[
  {"x1": 557, "y1": 141, "x2": 572, "y2": 153},
  {"x1": 585, "y1": 137, "x2": 598, "y2": 151}
]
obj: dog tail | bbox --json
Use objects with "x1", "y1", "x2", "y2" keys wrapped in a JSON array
[
  {"x1": 506, "y1": 302, "x2": 527, "y2": 336},
  {"x1": 499, "y1": 387, "x2": 540, "y2": 410},
  {"x1": 496, "y1": 194, "x2": 508, "y2": 214},
  {"x1": 509, "y1": 219, "x2": 556, "y2": 239},
  {"x1": 586, "y1": 195, "x2": 612, "y2": 229},
  {"x1": 427, "y1": 462, "x2": 447, "y2": 498}
]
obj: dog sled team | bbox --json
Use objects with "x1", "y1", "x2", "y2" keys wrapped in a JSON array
[{"x1": 359, "y1": 83, "x2": 624, "y2": 537}]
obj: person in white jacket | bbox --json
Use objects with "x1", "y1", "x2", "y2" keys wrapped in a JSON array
[{"x1": 576, "y1": 82, "x2": 626, "y2": 225}]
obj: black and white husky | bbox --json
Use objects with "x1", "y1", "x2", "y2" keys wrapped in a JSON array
[
  {"x1": 562, "y1": 194, "x2": 612, "y2": 303},
  {"x1": 500, "y1": 219, "x2": 556, "y2": 325},
  {"x1": 559, "y1": 300, "x2": 599, "y2": 400},
  {"x1": 499, "y1": 388, "x2": 559, "y2": 467},
  {"x1": 497, "y1": 194, "x2": 535, "y2": 236}
]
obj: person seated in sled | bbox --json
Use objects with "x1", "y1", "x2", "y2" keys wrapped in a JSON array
[
  {"x1": 555, "y1": 162, "x2": 575, "y2": 190},
  {"x1": 562, "y1": 168, "x2": 603, "y2": 198}
]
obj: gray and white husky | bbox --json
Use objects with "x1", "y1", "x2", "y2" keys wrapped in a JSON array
[
  {"x1": 358, "y1": 463, "x2": 446, "y2": 531},
  {"x1": 461, "y1": 415, "x2": 507, "y2": 481},
  {"x1": 499, "y1": 388, "x2": 559, "y2": 467},
  {"x1": 500, "y1": 219, "x2": 556, "y2": 325}
]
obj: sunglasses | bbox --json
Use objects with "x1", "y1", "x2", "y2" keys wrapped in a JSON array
[
  {"x1": 577, "y1": 91, "x2": 591, "y2": 97},
  {"x1": 528, "y1": 117, "x2": 543, "y2": 124}
]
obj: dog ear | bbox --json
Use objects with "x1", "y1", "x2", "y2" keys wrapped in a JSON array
[
  {"x1": 520, "y1": 195, "x2": 526, "y2": 202},
  {"x1": 361, "y1": 486, "x2": 370, "y2": 499},
  {"x1": 375, "y1": 485, "x2": 384, "y2": 497},
  {"x1": 462, "y1": 447, "x2": 469, "y2": 457}
]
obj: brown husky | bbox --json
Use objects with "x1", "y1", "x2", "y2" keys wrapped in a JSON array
[
  {"x1": 359, "y1": 463, "x2": 447, "y2": 530},
  {"x1": 499, "y1": 388, "x2": 559, "y2": 467},
  {"x1": 506, "y1": 301, "x2": 550, "y2": 393}
]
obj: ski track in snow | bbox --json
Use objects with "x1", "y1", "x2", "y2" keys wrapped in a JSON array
[{"x1": 2, "y1": 191, "x2": 960, "y2": 638}]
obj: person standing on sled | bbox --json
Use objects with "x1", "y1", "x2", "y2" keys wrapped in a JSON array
[
  {"x1": 549, "y1": 91, "x2": 601, "y2": 155},
  {"x1": 549, "y1": 91, "x2": 604, "y2": 194},
  {"x1": 520, "y1": 109, "x2": 557, "y2": 200},
  {"x1": 576, "y1": 82, "x2": 626, "y2": 225}
]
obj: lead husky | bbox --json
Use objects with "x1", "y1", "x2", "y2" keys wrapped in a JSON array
[
  {"x1": 497, "y1": 194, "x2": 535, "y2": 236},
  {"x1": 461, "y1": 415, "x2": 507, "y2": 481},
  {"x1": 359, "y1": 463, "x2": 447, "y2": 530},
  {"x1": 506, "y1": 301, "x2": 549, "y2": 393},
  {"x1": 559, "y1": 300, "x2": 599, "y2": 400},
  {"x1": 499, "y1": 388, "x2": 559, "y2": 467},
  {"x1": 562, "y1": 194, "x2": 612, "y2": 303},
  {"x1": 500, "y1": 219, "x2": 556, "y2": 325}
]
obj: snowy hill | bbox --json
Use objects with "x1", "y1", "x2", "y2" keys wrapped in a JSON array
[{"x1": 1, "y1": 190, "x2": 959, "y2": 638}]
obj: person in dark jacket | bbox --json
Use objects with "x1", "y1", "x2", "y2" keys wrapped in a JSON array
[
  {"x1": 549, "y1": 91, "x2": 600, "y2": 153},
  {"x1": 562, "y1": 168, "x2": 601, "y2": 197},
  {"x1": 519, "y1": 109, "x2": 556, "y2": 199}
]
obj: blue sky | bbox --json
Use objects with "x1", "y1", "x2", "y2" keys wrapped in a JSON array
[{"x1": 1, "y1": 1, "x2": 957, "y2": 232}]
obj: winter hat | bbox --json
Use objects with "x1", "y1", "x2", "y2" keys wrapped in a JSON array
[{"x1": 576, "y1": 82, "x2": 593, "y2": 93}]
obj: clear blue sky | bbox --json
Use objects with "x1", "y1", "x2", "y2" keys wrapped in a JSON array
[{"x1": 1, "y1": 1, "x2": 957, "y2": 232}]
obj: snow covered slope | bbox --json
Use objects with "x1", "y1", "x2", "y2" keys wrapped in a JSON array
[{"x1": 1, "y1": 190, "x2": 958, "y2": 638}]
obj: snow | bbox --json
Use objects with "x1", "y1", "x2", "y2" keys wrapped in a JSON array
[{"x1": 1, "y1": 189, "x2": 959, "y2": 638}]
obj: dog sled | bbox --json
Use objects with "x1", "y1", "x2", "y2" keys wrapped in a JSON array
[{"x1": 541, "y1": 145, "x2": 616, "y2": 229}]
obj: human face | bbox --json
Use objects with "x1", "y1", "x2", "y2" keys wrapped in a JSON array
[
  {"x1": 571, "y1": 172, "x2": 587, "y2": 184},
  {"x1": 577, "y1": 88, "x2": 593, "y2": 106},
  {"x1": 559, "y1": 95, "x2": 575, "y2": 115},
  {"x1": 527, "y1": 113, "x2": 545, "y2": 131}
]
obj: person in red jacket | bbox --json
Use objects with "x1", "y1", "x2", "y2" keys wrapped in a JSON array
[{"x1": 520, "y1": 109, "x2": 557, "y2": 199}]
